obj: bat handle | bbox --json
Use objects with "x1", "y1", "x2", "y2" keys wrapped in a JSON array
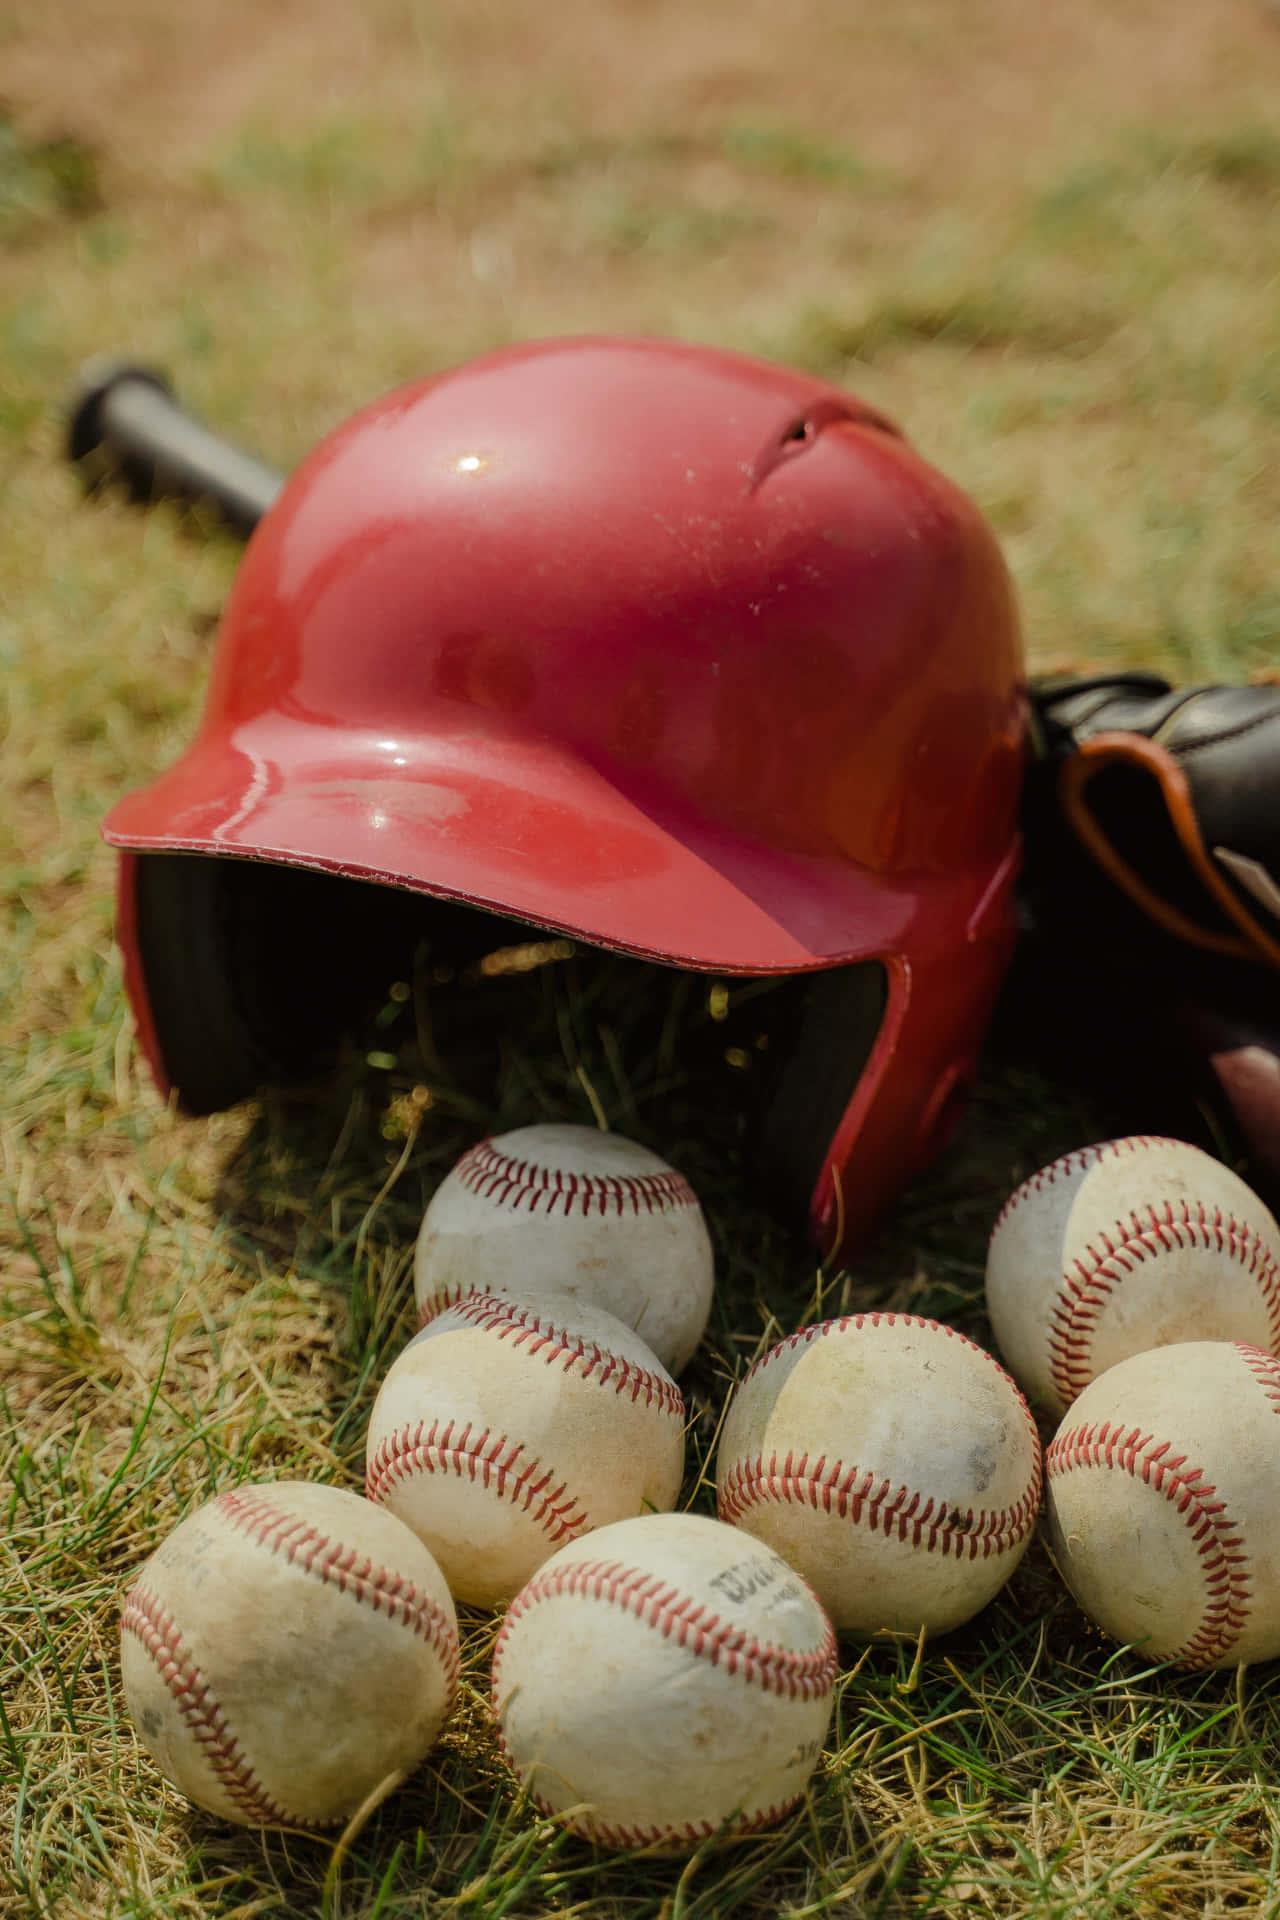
[{"x1": 66, "y1": 357, "x2": 285, "y2": 537}]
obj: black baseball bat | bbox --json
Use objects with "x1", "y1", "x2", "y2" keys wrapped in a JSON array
[{"x1": 66, "y1": 357, "x2": 284, "y2": 536}]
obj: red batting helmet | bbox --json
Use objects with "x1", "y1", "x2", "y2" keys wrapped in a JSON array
[{"x1": 102, "y1": 336, "x2": 1027, "y2": 1259}]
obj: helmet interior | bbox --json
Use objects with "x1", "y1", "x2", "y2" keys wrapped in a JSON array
[{"x1": 131, "y1": 852, "x2": 888, "y2": 1235}]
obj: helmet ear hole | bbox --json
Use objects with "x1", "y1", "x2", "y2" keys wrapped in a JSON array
[{"x1": 752, "y1": 962, "x2": 887, "y2": 1229}]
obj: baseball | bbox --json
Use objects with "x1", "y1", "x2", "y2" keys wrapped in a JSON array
[
  {"x1": 119, "y1": 1480, "x2": 460, "y2": 1828},
  {"x1": 985, "y1": 1135, "x2": 1280, "y2": 1416},
  {"x1": 1046, "y1": 1340, "x2": 1280, "y2": 1669},
  {"x1": 413, "y1": 1123, "x2": 714, "y2": 1374},
  {"x1": 716, "y1": 1313, "x2": 1042, "y2": 1638},
  {"x1": 365, "y1": 1288, "x2": 687, "y2": 1608},
  {"x1": 491, "y1": 1511, "x2": 838, "y2": 1850}
]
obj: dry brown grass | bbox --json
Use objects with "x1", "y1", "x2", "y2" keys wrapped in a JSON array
[{"x1": 4, "y1": 2, "x2": 1280, "y2": 1915}]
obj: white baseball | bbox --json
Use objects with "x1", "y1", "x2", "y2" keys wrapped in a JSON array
[
  {"x1": 1046, "y1": 1340, "x2": 1280, "y2": 1669},
  {"x1": 413, "y1": 1124, "x2": 714, "y2": 1373},
  {"x1": 365, "y1": 1288, "x2": 686, "y2": 1608},
  {"x1": 491, "y1": 1511, "x2": 837, "y2": 1850},
  {"x1": 985, "y1": 1135, "x2": 1280, "y2": 1416},
  {"x1": 119, "y1": 1480, "x2": 460, "y2": 1828},
  {"x1": 716, "y1": 1313, "x2": 1042, "y2": 1637}
]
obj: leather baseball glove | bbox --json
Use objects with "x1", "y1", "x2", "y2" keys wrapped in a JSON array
[{"x1": 1007, "y1": 671, "x2": 1280, "y2": 1196}]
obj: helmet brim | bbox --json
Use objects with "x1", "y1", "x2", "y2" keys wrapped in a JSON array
[{"x1": 102, "y1": 717, "x2": 973, "y2": 974}]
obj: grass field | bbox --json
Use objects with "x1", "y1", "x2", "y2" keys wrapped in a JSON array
[{"x1": 4, "y1": 2, "x2": 1280, "y2": 1914}]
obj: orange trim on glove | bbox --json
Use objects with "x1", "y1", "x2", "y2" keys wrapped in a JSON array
[{"x1": 1058, "y1": 731, "x2": 1280, "y2": 971}]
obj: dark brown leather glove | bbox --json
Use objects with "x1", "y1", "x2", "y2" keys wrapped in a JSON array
[
  {"x1": 1032, "y1": 671, "x2": 1280, "y2": 968},
  {"x1": 1005, "y1": 672, "x2": 1280, "y2": 1197}
]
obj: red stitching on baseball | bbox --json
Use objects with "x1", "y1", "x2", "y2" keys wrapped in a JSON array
[
  {"x1": 717, "y1": 1453, "x2": 1042, "y2": 1560},
  {"x1": 366, "y1": 1421, "x2": 591, "y2": 1545},
  {"x1": 720, "y1": 1315, "x2": 1040, "y2": 1557},
  {"x1": 213, "y1": 1488, "x2": 461, "y2": 1697},
  {"x1": 515, "y1": 1789, "x2": 807, "y2": 1850},
  {"x1": 418, "y1": 1291, "x2": 451, "y2": 1328},
  {"x1": 1044, "y1": 1206, "x2": 1280, "y2": 1409},
  {"x1": 421, "y1": 1293, "x2": 686, "y2": 1417},
  {"x1": 1046, "y1": 1418, "x2": 1251, "y2": 1669},
  {"x1": 1234, "y1": 1343, "x2": 1280, "y2": 1417},
  {"x1": 454, "y1": 1139, "x2": 696, "y2": 1218},
  {"x1": 492, "y1": 1556, "x2": 838, "y2": 1700},
  {"x1": 121, "y1": 1586, "x2": 312, "y2": 1828},
  {"x1": 989, "y1": 1138, "x2": 1176, "y2": 1237}
]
